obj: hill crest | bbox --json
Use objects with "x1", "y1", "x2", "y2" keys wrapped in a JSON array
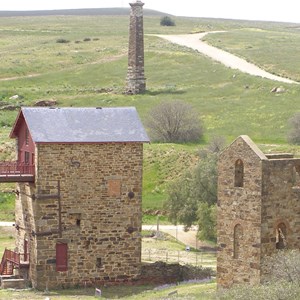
[{"x1": 0, "y1": 7, "x2": 169, "y2": 17}]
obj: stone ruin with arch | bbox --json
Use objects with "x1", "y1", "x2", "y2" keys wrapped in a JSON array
[{"x1": 217, "y1": 135, "x2": 300, "y2": 288}]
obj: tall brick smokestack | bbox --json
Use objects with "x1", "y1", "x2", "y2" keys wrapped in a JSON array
[{"x1": 126, "y1": 0, "x2": 146, "y2": 94}]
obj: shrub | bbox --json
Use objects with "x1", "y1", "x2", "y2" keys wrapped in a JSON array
[
  {"x1": 56, "y1": 38, "x2": 70, "y2": 44},
  {"x1": 160, "y1": 16, "x2": 175, "y2": 26},
  {"x1": 218, "y1": 281, "x2": 300, "y2": 300},
  {"x1": 146, "y1": 100, "x2": 203, "y2": 143},
  {"x1": 264, "y1": 249, "x2": 300, "y2": 284},
  {"x1": 83, "y1": 37, "x2": 91, "y2": 42},
  {"x1": 219, "y1": 250, "x2": 300, "y2": 300}
]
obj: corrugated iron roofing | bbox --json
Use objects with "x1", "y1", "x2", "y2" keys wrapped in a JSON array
[{"x1": 17, "y1": 107, "x2": 150, "y2": 143}]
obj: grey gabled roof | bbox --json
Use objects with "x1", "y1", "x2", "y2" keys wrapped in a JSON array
[{"x1": 13, "y1": 107, "x2": 150, "y2": 143}]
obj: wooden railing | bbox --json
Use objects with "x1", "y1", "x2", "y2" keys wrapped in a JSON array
[
  {"x1": 0, "y1": 248, "x2": 20, "y2": 275},
  {"x1": 0, "y1": 162, "x2": 35, "y2": 176}
]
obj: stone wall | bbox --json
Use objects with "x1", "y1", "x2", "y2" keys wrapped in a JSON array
[
  {"x1": 15, "y1": 182, "x2": 36, "y2": 282},
  {"x1": 126, "y1": 1, "x2": 146, "y2": 94},
  {"x1": 15, "y1": 142, "x2": 144, "y2": 289},
  {"x1": 217, "y1": 136, "x2": 263, "y2": 288},
  {"x1": 260, "y1": 157, "x2": 300, "y2": 281},
  {"x1": 217, "y1": 135, "x2": 300, "y2": 288},
  {"x1": 138, "y1": 262, "x2": 213, "y2": 285}
]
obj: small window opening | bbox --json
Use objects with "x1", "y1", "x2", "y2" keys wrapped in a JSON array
[
  {"x1": 233, "y1": 224, "x2": 243, "y2": 259},
  {"x1": 234, "y1": 159, "x2": 244, "y2": 187},
  {"x1": 96, "y1": 258, "x2": 102, "y2": 268},
  {"x1": 25, "y1": 128, "x2": 29, "y2": 145},
  {"x1": 276, "y1": 223, "x2": 287, "y2": 250},
  {"x1": 25, "y1": 151, "x2": 30, "y2": 164},
  {"x1": 69, "y1": 213, "x2": 81, "y2": 227}
]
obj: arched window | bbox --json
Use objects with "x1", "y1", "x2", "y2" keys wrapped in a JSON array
[
  {"x1": 233, "y1": 224, "x2": 243, "y2": 259},
  {"x1": 234, "y1": 159, "x2": 244, "y2": 187},
  {"x1": 276, "y1": 223, "x2": 287, "y2": 250}
]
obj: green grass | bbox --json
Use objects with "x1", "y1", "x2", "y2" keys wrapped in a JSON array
[
  {"x1": 0, "y1": 14, "x2": 300, "y2": 214},
  {"x1": 142, "y1": 215, "x2": 170, "y2": 225},
  {"x1": 121, "y1": 282, "x2": 216, "y2": 300},
  {"x1": 0, "y1": 282, "x2": 217, "y2": 299},
  {"x1": 0, "y1": 226, "x2": 15, "y2": 253},
  {"x1": 0, "y1": 192, "x2": 15, "y2": 221},
  {"x1": 142, "y1": 143, "x2": 200, "y2": 209},
  {"x1": 203, "y1": 28, "x2": 300, "y2": 81}
]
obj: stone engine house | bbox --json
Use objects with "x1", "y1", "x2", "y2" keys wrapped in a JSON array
[
  {"x1": 0, "y1": 107, "x2": 149, "y2": 289},
  {"x1": 217, "y1": 135, "x2": 300, "y2": 288}
]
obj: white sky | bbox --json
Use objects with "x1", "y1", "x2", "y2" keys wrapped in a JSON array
[{"x1": 0, "y1": 0, "x2": 299, "y2": 24}]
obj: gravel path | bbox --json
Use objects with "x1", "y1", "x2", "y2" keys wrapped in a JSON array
[
  {"x1": 0, "y1": 221, "x2": 14, "y2": 227},
  {"x1": 156, "y1": 32, "x2": 298, "y2": 84},
  {"x1": 143, "y1": 225, "x2": 200, "y2": 249}
]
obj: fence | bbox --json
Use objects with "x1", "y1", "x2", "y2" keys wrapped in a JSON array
[
  {"x1": 0, "y1": 161, "x2": 35, "y2": 175},
  {"x1": 142, "y1": 248, "x2": 216, "y2": 269}
]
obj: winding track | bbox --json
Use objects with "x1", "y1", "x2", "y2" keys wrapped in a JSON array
[{"x1": 156, "y1": 32, "x2": 298, "y2": 84}]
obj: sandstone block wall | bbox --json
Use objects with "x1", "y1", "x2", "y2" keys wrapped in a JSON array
[
  {"x1": 126, "y1": 1, "x2": 146, "y2": 94},
  {"x1": 217, "y1": 136, "x2": 263, "y2": 287},
  {"x1": 15, "y1": 142, "x2": 144, "y2": 289},
  {"x1": 260, "y1": 157, "x2": 300, "y2": 280},
  {"x1": 218, "y1": 136, "x2": 300, "y2": 288}
]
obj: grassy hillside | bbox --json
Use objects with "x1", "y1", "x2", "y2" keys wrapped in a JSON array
[
  {"x1": 0, "y1": 14, "x2": 300, "y2": 213},
  {"x1": 203, "y1": 27, "x2": 300, "y2": 81}
]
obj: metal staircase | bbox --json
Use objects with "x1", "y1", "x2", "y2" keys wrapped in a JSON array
[{"x1": 0, "y1": 248, "x2": 20, "y2": 276}]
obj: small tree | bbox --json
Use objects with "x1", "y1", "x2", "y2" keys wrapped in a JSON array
[
  {"x1": 160, "y1": 16, "x2": 175, "y2": 26},
  {"x1": 164, "y1": 150, "x2": 219, "y2": 241},
  {"x1": 287, "y1": 112, "x2": 300, "y2": 144},
  {"x1": 146, "y1": 101, "x2": 203, "y2": 143}
]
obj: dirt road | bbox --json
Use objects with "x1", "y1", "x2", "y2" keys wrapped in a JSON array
[
  {"x1": 143, "y1": 224, "x2": 202, "y2": 249},
  {"x1": 156, "y1": 32, "x2": 298, "y2": 84}
]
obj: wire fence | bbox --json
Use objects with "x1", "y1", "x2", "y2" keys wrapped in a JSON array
[{"x1": 142, "y1": 249, "x2": 216, "y2": 269}]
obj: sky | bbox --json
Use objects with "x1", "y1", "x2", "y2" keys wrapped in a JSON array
[{"x1": 0, "y1": 0, "x2": 299, "y2": 24}]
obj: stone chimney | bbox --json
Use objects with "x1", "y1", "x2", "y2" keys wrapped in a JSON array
[{"x1": 126, "y1": 0, "x2": 146, "y2": 94}]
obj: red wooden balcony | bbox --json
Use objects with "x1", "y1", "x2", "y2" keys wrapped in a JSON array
[{"x1": 0, "y1": 161, "x2": 34, "y2": 182}]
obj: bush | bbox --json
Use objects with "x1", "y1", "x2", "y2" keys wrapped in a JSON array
[
  {"x1": 83, "y1": 37, "x2": 91, "y2": 42},
  {"x1": 287, "y1": 112, "x2": 300, "y2": 144},
  {"x1": 56, "y1": 38, "x2": 70, "y2": 44},
  {"x1": 219, "y1": 250, "x2": 300, "y2": 300},
  {"x1": 146, "y1": 100, "x2": 203, "y2": 143},
  {"x1": 218, "y1": 281, "x2": 300, "y2": 300},
  {"x1": 264, "y1": 249, "x2": 300, "y2": 284},
  {"x1": 160, "y1": 16, "x2": 175, "y2": 26}
]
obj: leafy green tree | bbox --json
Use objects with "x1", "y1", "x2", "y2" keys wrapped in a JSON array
[
  {"x1": 164, "y1": 144, "x2": 220, "y2": 242},
  {"x1": 160, "y1": 16, "x2": 175, "y2": 26},
  {"x1": 197, "y1": 203, "x2": 217, "y2": 241}
]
